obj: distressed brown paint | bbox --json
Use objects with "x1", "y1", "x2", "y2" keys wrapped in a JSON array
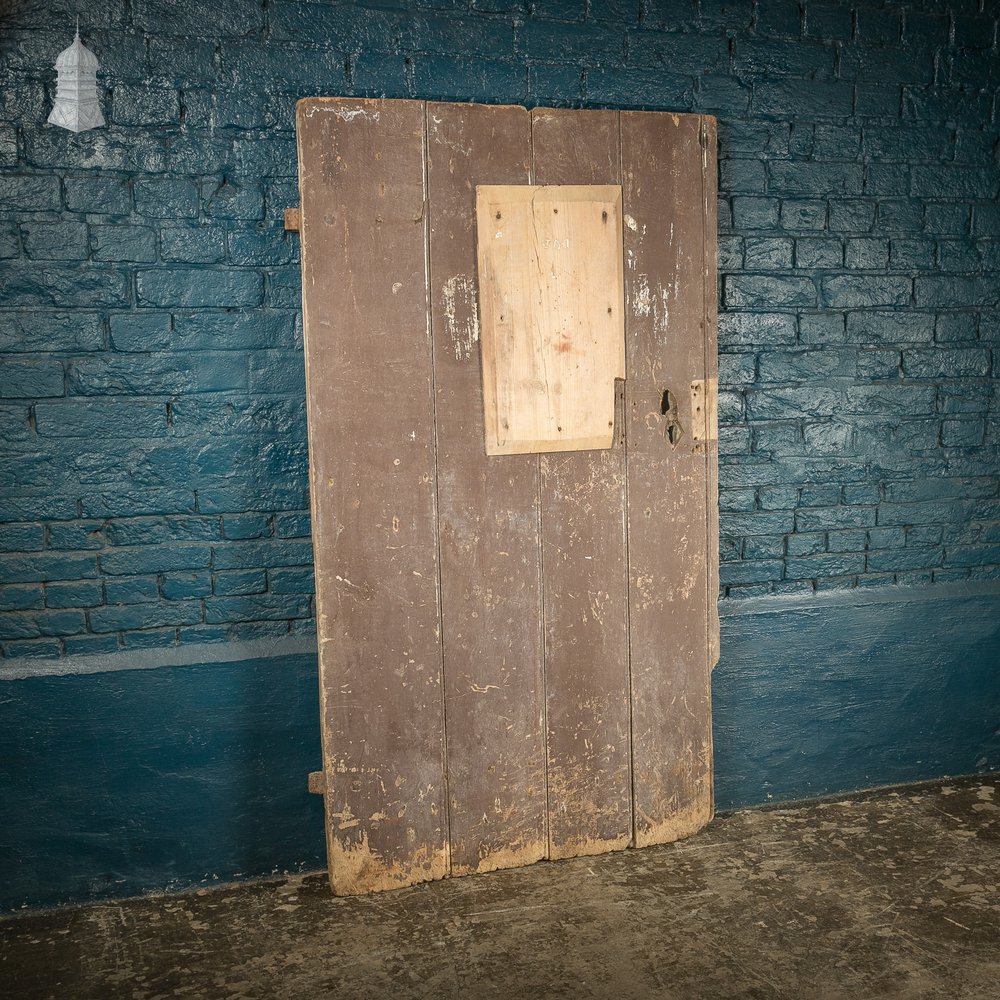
[
  {"x1": 296, "y1": 100, "x2": 717, "y2": 893},
  {"x1": 296, "y1": 98, "x2": 449, "y2": 893},
  {"x1": 426, "y1": 103, "x2": 548, "y2": 875},
  {"x1": 531, "y1": 108, "x2": 633, "y2": 859},
  {"x1": 622, "y1": 111, "x2": 716, "y2": 848}
]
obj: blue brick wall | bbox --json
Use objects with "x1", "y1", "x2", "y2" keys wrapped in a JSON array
[{"x1": 0, "y1": 0, "x2": 998, "y2": 658}]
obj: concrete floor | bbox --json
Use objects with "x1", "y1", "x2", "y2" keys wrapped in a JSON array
[{"x1": 2, "y1": 777, "x2": 998, "y2": 1000}]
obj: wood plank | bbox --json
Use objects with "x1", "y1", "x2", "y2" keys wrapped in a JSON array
[
  {"x1": 296, "y1": 98, "x2": 449, "y2": 893},
  {"x1": 621, "y1": 111, "x2": 715, "y2": 848},
  {"x1": 701, "y1": 118, "x2": 721, "y2": 670},
  {"x1": 476, "y1": 184, "x2": 625, "y2": 455},
  {"x1": 426, "y1": 102, "x2": 548, "y2": 876},
  {"x1": 530, "y1": 108, "x2": 633, "y2": 859}
]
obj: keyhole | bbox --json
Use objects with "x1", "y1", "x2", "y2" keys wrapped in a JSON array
[{"x1": 660, "y1": 388, "x2": 683, "y2": 448}]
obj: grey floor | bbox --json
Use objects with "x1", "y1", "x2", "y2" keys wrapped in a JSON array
[{"x1": 3, "y1": 776, "x2": 999, "y2": 1000}]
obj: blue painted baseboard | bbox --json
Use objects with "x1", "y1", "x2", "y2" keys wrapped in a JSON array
[
  {"x1": 713, "y1": 584, "x2": 1000, "y2": 809},
  {"x1": 1, "y1": 584, "x2": 998, "y2": 912},
  {"x1": 0, "y1": 645, "x2": 326, "y2": 913}
]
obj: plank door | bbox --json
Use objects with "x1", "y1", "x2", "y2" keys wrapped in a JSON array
[
  {"x1": 296, "y1": 99, "x2": 719, "y2": 895},
  {"x1": 296, "y1": 99, "x2": 449, "y2": 893}
]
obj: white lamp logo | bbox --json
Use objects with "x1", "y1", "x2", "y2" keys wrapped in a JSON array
[{"x1": 48, "y1": 22, "x2": 105, "y2": 134}]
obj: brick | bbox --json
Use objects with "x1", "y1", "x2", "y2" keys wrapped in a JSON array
[
  {"x1": 202, "y1": 178, "x2": 264, "y2": 221},
  {"x1": 795, "y1": 238, "x2": 842, "y2": 268},
  {"x1": 20, "y1": 222, "x2": 89, "y2": 261},
  {"x1": 134, "y1": 178, "x2": 200, "y2": 219},
  {"x1": 803, "y1": 421, "x2": 855, "y2": 454},
  {"x1": 758, "y1": 349, "x2": 852, "y2": 382},
  {"x1": 902, "y1": 348, "x2": 990, "y2": 379},
  {"x1": 0, "y1": 552, "x2": 98, "y2": 585},
  {"x1": 876, "y1": 200, "x2": 923, "y2": 234},
  {"x1": 109, "y1": 313, "x2": 172, "y2": 352},
  {"x1": 845, "y1": 238, "x2": 889, "y2": 270},
  {"x1": 137, "y1": 268, "x2": 263, "y2": 308},
  {"x1": 274, "y1": 512, "x2": 311, "y2": 538},
  {"x1": 0, "y1": 359, "x2": 64, "y2": 399},
  {"x1": 63, "y1": 633, "x2": 121, "y2": 656},
  {"x1": 268, "y1": 566, "x2": 315, "y2": 594},
  {"x1": 35, "y1": 399, "x2": 167, "y2": 438},
  {"x1": 1, "y1": 637, "x2": 62, "y2": 659},
  {"x1": 732, "y1": 196, "x2": 780, "y2": 229},
  {"x1": 754, "y1": 79, "x2": 853, "y2": 119},
  {"x1": 105, "y1": 517, "x2": 220, "y2": 546},
  {"x1": 101, "y1": 543, "x2": 211, "y2": 575},
  {"x1": 0, "y1": 524, "x2": 44, "y2": 552},
  {"x1": 953, "y1": 15, "x2": 996, "y2": 49},
  {"x1": 0, "y1": 175, "x2": 61, "y2": 212},
  {"x1": 780, "y1": 200, "x2": 826, "y2": 231},
  {"x1": 845, "y1": 311, "x2": 933, "y2": 344},
  {"x1": 822, "y1": 276, "x2": 911, "y2": 308},
  {"x1": 0, "y1": 312, "x2": 103, "y2": 353},
  {"x1": 786, "y1": 532, "x2": 825, "y2": 556},
  {"x1": 718, "y1": 353, "x2": 756, "y2": 385},
  {"x1": 890, "y1": 238, "x2": 936, "y2": 270},
  {"x1": 725, "y1": 275, "x2": 816, "y2": 308},
  {"x1": 222, "y1": 514, "x2": 271, "y2": 540},
  {"x1": 172, "y1": 311, "x2": 296, "y2": 351},
  {"x1": 90, "y1": 601, "x2": 203, "y2": 632},
  {"x1": 868, "y1": 526, "x2": 905, "y2": 549},
  {"x1": 743, "y1": 237, "x2": 793, "y2": 269},
  {"x1": 907, "y1": 525, "x2": 943, "y2": 546},
  {"x1": 111, "y1": 84, "x2": 180, "y2": 127},
  {"x1": 64, "y1": 176, "x2": 132, "y2": 215},
  {"x1": 204, "y1": 593, "x2": 312, "y2": 624},
  {"x1": 228, "y1": 228, "x2": 297, "y2": 267},
  {"x1": 826, "y1": 530, "x2": 867, "y2": 552},
  {"x1": 68, "y1": 354, "x2": 247, "y2": 395},
  {"x1": 799, "y1": 312, "x2": 846, "y2": 345},
  {"x1": 0, "y1": 266, "x2": 131, "y2": 309},
  {"x1": 104, "y1": 575, "x2": 159, "y2": 604},
  {"x1": 769, "y1": 162, "x2": 863, "y2": 197},
  {"x1": 134, "y1": 0, "x2": 264, "y2": 36},
  {"x1": 46, "y1": 521, "x2": 105, "y2": 550},
  {"x1": 828, "y1": 200, "x2": 875, "y2": 232},
  {"x1": 91, "y1": 225, "x2": 157, "y2": 263},
  {"x1": 786, "y1": 552, "x2": 864, "y2": 577},
  {"x1": 214, "y1": 569, "x2": 267, "y2": 596},
  {"x1": 867, "y1": 547, "x2": 942, "y2": 572},
  {"x1": 855, "y1": 349, "x2": 899, "y2": 380},
  {"x1": 45, "y1": 580, "x2": 103, "y2": 608},
  {"x1": 0, "y1": 584, "x2": 44, "y2": 611},
  {"x1": 719, "y1": 560, "x2": 784, "y2": 586},
  {"x1": 911, "y1": 165, "x2": 999, "y2": 201},
  {"x1": 211, "y1": 538, "x2": 314, "y2": 570},
  {"x1": 914, "y1": 276, "x2": 997, "y2": 308},
  {"x1": 161, "y1": 571, "x2": 212, "y2": 600},
  {"x1": 796, "y1": 505, "x2": 876, "y2": 531},
  {"x1": 121, "y1": 627, "x2": 179, "y2": 650},
  {"x1": 941, "y1": 418, "x2": 985, "y2": 448},
  {"x1": 161, "y1": 226, "x2": 228, "y2": 263}
]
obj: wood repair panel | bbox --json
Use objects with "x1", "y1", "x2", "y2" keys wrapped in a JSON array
[
  {"x1": 295, "y1": 98, "x2": 719, "y2": 895},
  {"x1": 476, "y1": 184, "x2": 625, "y2": 455}
]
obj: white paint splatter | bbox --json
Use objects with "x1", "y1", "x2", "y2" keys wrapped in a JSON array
[{"x1": 442, "y1": 274, "x2": 480, "y2": 361}]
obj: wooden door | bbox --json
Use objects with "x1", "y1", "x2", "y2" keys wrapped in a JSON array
[{"x1": 295, "y1": 99, "x2": 718, "y2": 895}]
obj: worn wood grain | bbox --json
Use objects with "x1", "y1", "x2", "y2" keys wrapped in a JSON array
[
  {"x1": 531, "y1": 108, "x2": 633, "y2": 859},
  {"x1": 621, "y1": 111, "x2": 715, "y2": 848},
  {"x1": 476, "y1": 184, "x2": 625, "y2": 455},
  {"x1": 700, "y1": 118, "x2": 721, "y2": 671},
  {"x1": 426, "y1": 102, "x2": 548, "y2": 876},
  {"x1": 296, "y1": 98, "x2": 449, "y2": 893}
]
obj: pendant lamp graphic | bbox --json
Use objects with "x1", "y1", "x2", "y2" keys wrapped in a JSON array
[{"x1": 48, "y1": 23, "x2": 105, "y2": 133}]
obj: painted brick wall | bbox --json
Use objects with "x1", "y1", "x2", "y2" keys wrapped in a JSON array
[{"x1": 0, "y1": 0, "x2": 998, "y2": 658}]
